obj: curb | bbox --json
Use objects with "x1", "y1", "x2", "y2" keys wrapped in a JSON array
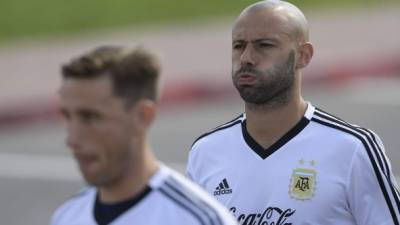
[{"x1": 306, "y1": 55, "x2": 400, "y2": 85}]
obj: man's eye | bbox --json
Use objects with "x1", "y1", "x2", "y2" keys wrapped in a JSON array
[
  {"x1": 233, "y1": 43, "x2": 244, "y2": 50},
  {"x1": 80, "y1": 112, "x2": 100, "y2": 122},
  {"x1": 259, "y1": 43, "x2": 274, "y2": 48}
]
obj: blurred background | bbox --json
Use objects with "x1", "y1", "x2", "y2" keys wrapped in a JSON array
[{"x1": 0, "y1": 0, "x2": 399, "y2": 224}]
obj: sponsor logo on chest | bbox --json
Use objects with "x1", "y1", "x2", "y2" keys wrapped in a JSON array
[{"x1": 230, "y1": 206, "x2": 295, "y2": 225}]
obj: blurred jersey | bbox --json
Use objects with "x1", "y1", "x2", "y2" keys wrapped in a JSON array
[{"x1": 51, "y1": 165, "x2": 238, "y2": 225}]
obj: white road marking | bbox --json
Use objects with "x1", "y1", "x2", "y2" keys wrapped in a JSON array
[
  {"x1": 0, "y1": 152, "x2": 187, "y2": 181},
  {"x1": 346, "y1": 79, "x2": 400, "y2": 107},
  {"x1": 350, "y1": 95, "x2": 400, "y2": 107},
  {"x1": 0, "y1": 152, "x2": 81, "y2": 181}
]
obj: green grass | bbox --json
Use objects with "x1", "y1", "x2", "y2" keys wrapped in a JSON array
[{"x1": 0, "y1": 0, "x2": 395, "y2": 42}]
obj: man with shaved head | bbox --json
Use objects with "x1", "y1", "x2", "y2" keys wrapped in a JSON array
[{"x1": 187, "y1": 1, "x2": 400, "y2": 224}]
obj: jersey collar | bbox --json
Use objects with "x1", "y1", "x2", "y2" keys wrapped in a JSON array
[{"x1": 241, "y1": 102, "x2": 314, "y2": 159}]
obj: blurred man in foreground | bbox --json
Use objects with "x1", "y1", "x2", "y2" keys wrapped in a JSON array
[
  {"x1": 51, "y1": 46, "x2": 238, "y2": 225},
  {"x1": 187, "y1": 1, "x2": 400, "y2": 224}
]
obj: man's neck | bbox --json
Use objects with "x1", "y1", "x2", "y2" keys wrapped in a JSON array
[
  {"x1": 99, "y1": 147, "x2": 159, "y2": 204},
  {"x1": 244, "y1": 97, "x2": 307, "y2": 149}
]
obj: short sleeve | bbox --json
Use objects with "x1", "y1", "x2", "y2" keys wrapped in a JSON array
[{"x1": 347, "y1": 134, "x2": 400, "y2": 225}]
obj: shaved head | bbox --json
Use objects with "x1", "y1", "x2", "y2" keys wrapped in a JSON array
[{"x1": 234, "y1": 0, "x2": 309, "y2": 43}]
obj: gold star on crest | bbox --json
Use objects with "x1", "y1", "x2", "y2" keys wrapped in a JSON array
[
  {"x1": 299, "y1": 159, "x2": 305, "y2": 165},
  {"x1": 310, "y1": 160, "x2": 316, "y2": 166}
]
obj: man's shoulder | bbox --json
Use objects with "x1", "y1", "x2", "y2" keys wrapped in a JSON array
[
  {"x1": 151, "y1": 166, "x2": 238, "y2": 225},
  {"x1": 51, "y1": 187, "x2": 95, "y2": 224},
  {"x1": 153, "y1": 166, "x2": 221, "y2": 205},
  {"x1": 310, "y1": 107, "x2": 381, "y2": 147},
  {"x1": 190, "y1": 113, "x2": 244, "y2": 150}
]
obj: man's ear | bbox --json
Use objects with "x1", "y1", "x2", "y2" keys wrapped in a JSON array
[
  {"x1": 132, "y1": 99, "x2": 157, "y2": 130},
  {"x1": 296, "y1": 42, "x2": 314, "y2": 69}
]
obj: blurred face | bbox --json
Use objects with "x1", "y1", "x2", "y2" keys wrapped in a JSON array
[
  {"x1": 232, "y1": 10, "x2": 297, "y2": 106},
  {"x1": 59, "y1": 75, "x2": 139, "y2": 187}
]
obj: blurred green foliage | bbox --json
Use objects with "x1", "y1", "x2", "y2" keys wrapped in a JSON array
[{"x1": 0, "y1": 0, "x2": 395, "y2": 42}]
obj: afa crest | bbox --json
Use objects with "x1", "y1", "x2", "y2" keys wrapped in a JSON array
[{"x1": 289, "y1": 161, "x2": 317, "y2": 200}]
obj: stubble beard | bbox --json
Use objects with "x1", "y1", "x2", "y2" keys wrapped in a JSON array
[{"x1": 232, "y1": 51, "x2": 296, "y2": 110}]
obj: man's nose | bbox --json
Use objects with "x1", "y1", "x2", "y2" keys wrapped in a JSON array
[
  {"x1": 65, "y1": 121, "x2": 84, "y2": 151},
  {"x1": 240, "y1": 45, "x2": 256, "y2": 66}
]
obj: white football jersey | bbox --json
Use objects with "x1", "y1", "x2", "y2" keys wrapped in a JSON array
[
  {"x1": 51, "y1": 165, "x2": 238, "y2": 225},
  {"x1": 187, "y1": 103, "x2": 400, "y2": 225}
]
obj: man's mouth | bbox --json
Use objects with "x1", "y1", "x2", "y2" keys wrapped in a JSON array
[{"x1": 237, "y1": 74, "x2": 257, "y2": 84}]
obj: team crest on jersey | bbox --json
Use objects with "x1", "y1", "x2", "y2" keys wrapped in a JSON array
[{"x1": 289, "y1": 160, "x2": 317, "y2": 200}]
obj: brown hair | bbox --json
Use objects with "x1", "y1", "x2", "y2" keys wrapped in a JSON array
[{"x1": 62, "y1": 45, "x2": 161, "y2": 107}]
